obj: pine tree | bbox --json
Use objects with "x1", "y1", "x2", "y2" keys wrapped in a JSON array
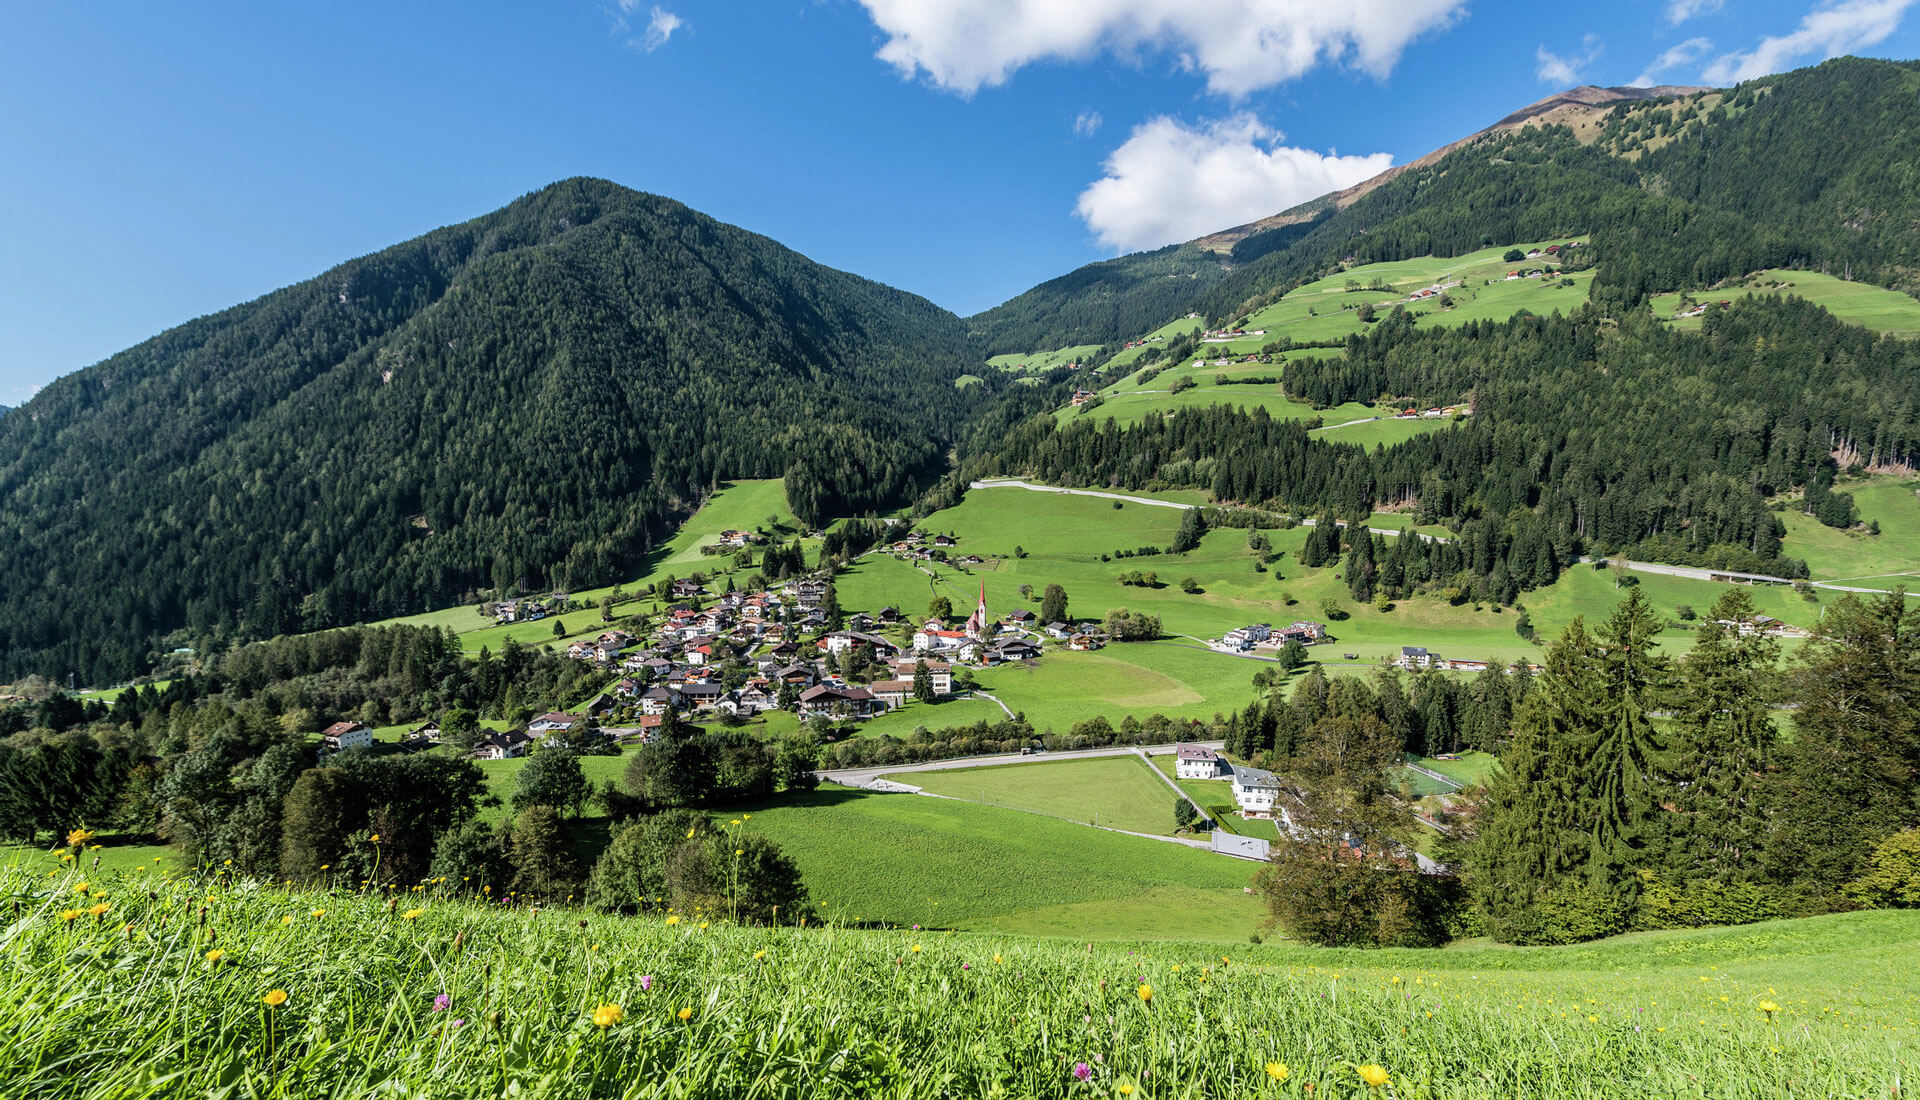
[
  {"x1": 1584, "y1": 588, "x2": 1674, "y2": 901},
  {"x1": 912, "y1": 659, "x2": 935, "y2": 704},
  {"x1": 1656, "y1": 589, "x2": 1779, "y2": 885}
]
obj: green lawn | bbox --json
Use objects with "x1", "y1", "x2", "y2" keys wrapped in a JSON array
[
  {"x1": 853, "y1": 695, "x2": 1008, "y2": 739},
  {"x1": 1148, "y1": 755, "x2": 1243, "y2": 825},
  {"x1": 1652, "y1": 269, "x2": 1920, "y2": 336},
  {"x1": 890, "y1": 754, "x2": 1186, "y2": 835},
  {"x1": 738, "y1": 787, "x2": 1260, "y2": 932},
  {"x1": 1415, "y1": 751, "x2": 1499, "y2": 788}
]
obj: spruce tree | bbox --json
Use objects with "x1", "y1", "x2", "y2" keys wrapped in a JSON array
[{"x1": 1584, "y1": 588, "x2": 1674, "y2": 902}]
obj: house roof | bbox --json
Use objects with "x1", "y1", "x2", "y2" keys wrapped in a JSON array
[
  {"x1": 321, "y1": 721, "x2": 368, "y2": 737},
  {"x1": 1231, "y1": 764, "x2": 1280, "y2": 790},
  {"x1": 1175, "y1": 743, "x2": 1217, "y2": 761}
]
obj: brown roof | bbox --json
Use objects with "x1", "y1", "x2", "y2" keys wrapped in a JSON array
[{"x1": 321, "y1": 721, "x2": 368, "y2": 737}]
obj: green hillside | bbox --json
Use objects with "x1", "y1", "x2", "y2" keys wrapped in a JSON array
[
  {"x1": 12, "y1": 859, "x2": 1917, "y2": 1098},
  {"x1": 1652, "y1": 269, "x2": 1920, "y2": 335}
]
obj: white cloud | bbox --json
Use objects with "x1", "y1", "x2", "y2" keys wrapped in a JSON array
[
  {"x1": 607, "y1": 2, "x2": 684, "y2": 52},
  {"x1": 1074, "y1": 110, "x2": 1104, "y2": 137},
  {"x1": 1535, "y1": 36, "x2": 1603, "y2": 85},
  {"x1": 851, "y1": 0, "x2": 1469, "y2": 97},
  {"x1": 1633, "y1": 36, "x2": 1713, "y2": 85},
  {"x1": 1665, "y1": 0, "x2": 1726, "y2": 25},
  {"x1": 1704, "y1": 0, "x2": 1916, "y2": 83},
  {"x1": 640, "y1": 6, "x2": 683, "y2": 52},
  {"x1": 1075, "y1": 114, "x2": 1392, "y2": 252}
]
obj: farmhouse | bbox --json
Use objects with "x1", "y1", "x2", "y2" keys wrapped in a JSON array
[
  {"x1": 1398, "y1": 646, "x2": 1441, "y2": 669},
  {"x1": 869, "y1": 679, "x2": 914, "y2": 709},
  {"x1": 1221, "y1": 623, "x2": 1271, "y2": 650},
  {"x1": 1277, "y1": 620, "x2": 1328, "y2": 645},
  {"x1": 471, "y1": 730, "x2": 533, "y2": 760},
  {"x1": 1175, "y1": 743, "x2": 1228, "y2": 780},
  {"x1": 797, "y1": 684, "x2": 879, "y2": 719},
  {"x1": 320, "y1": 721, "x2": 373, "y2": 752},
  {"x1": 528, "y1": 712, "x2": 585, "y2": 736}
]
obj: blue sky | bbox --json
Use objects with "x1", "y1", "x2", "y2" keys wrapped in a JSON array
[{"x1": 4, "y1": 0, "x2": 1918, "y2": 400}]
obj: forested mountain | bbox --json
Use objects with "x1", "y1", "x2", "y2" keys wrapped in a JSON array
[
  {"x1": 0, "y1": 179, "x2": 989, "y2": 683},
  {"x1": 964, "y1": 243, "x2": 1229, "y2": 355}
]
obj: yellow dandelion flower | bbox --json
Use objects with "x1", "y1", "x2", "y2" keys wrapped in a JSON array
[
  {"x1": 1358, "y1": 1065, "x2": 1390, "y2": 1089},
  {"x1": 753, "y1": 949, "x2": 767, "y2": 960},
  {"x1": 402, "y1": 908, "x2": 424, "y2": 921},
  {"x1": 370, "y1": 834, "x2": 380, "y2": 843},
  {"x1": 677, "y1": 1007, "x2": 692, "y2": 1021},
  {"x1": 1759, "y1": 1000, "x2": 1779, "y2": 1015},
  {"x1": 685, "y1": 827, "x2": 696, "y2": 839},
  {"x1": 592, "y1": 1003, "x2": 624, "y2": 1028},
  {"x1": 1266, "y1": 1062, "x2": 1290, "y2": 1081},
  {"x1": 73, "y1": 881, "x2": 89, "y2": 894},
  {"x1": 87, "y1": 902, "x2": 110, "y2": 916},
  {"x1": 665, "y1": 915, "x2": 681, "y2": 926},
  {"x1": 59, "y1": 909, "x2": 81, "y2": 923},
  {"x1": 1587, "y1": 1015, "x2": 1599, "y2": 1023},
  {"x1": 262, "y1": 989, "x2": 288, "y2": 1007},
  {"x1": 66, "y1": 827, "x2": 95, "y2": 847},
  {"x1": 698, "y1": 921, "x2": 709, "y2": 930},
  {"x1": 281, "y1": 915, "x2": 294, "y2": 925},
  {"x1": 59, "y1": 852, "x2": 75, "y2": 863},
  {"x1": 1137, "y1": 983, "x2": 1153, "y2": 1003},
  {"x1": 1118, "y1": 1085, "x2": 1135, "y2": 1097},
  {"x1": 205, "y1": 949, "x2": 224, "y2": 963},
  {"x1": 911, "y1": 944, "x2": 922, "y2": 954},
  {"x1": 992, "y1": 954, "x2": 1002, "y2": 964},
  {"x1": 310, "y1": 909, "x2": 326, "y2": 917}
]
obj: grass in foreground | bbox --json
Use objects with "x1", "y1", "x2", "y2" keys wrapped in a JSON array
[{"x1": 7, "y1": 859, "x2": 1917, "y2": 1099}]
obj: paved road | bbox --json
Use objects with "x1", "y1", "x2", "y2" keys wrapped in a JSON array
[{"x1": 817, "y1": 740, "x2": 1224, "y2": 791}]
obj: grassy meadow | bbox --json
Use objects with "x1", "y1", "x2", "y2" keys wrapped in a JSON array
[
  {"x1": 1651, "y1": 269, "x2": 1920, "y2": 335},
  {"x1": 1778, "y1": 476, "x2": 1920, "y2": 582},
  {"x1": 889, "y1": 754, "x2": 1187, "y2": 836},
  {"x1": 10, "y1": 855, "x2": 1918, "y2": 1099}
]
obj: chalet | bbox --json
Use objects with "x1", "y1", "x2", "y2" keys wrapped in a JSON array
[
  {"x1": 677, "y1": 682, "x2": 730, "y2": 712},
  {"x1": 494, "y1": 600, "x2": 522, "y2": 623},
  {"x1": 614, "y1": 677, "x2": 645, "y2": 699},
  {"x1": 890, "y1": 658, "x2": 951, "y2": 696},
  {"x1": 797, "y1": 684, "x2": 878, "y2": 719},
  {"x1": 639, "y1": 686, "x2": 676, "y2": 715},
  {"x1": 1069, "y1": 389, "x2": 1100, "y2": 407},
  {"x1": 735, "y1": 685, "x2": 777, "y2": 713},
  {"x1": 402, "y1": 721, "x2": 441, "y2": 746},
  {"x1": 1175, "y1": 743, "x2": 1228, "y2": 780},
  {"x1": 767, "y1": 641, "x2": 801, "y2": 661},
  {"x1": 877, "y1": 606, "x2": 901, "y2": 624},
  {"x1": 869, "y1": 679, "x2": 914, "y2": 709},
  {"x1": 791, "y1": 579, "x2": 831, "y2": 609},
  {"x1": 1230, "y1": 764, "x2": 1281, "y2": 814},
  {"x1": 992, "y1": 638, "x2": 1041, "y2": 662},
  {"x1": 670, "y1": 580, "x2": 708, "y2": 600},
  {"x1": 529, "y1": 712, "x2": 585, "y2": 736},
  {"x1": 771, "y1": 663, "x2": 817, "y2": 687},
  {"x1": 471, "y1": 730, "x2": 533, "y2": 760},
  {"x1": 931, "y1": 535, "x2": 957, "y2": 548},
  {"x1": 320, "y1": 721, "x2": 373, "y2": 753},
  {"x1": 1067, "y1": 633, "x2": 1103, "y2": 651},
  {"x1": 1398, "y1": 646, "x2": 1441, "y2": 670},
  {"x1": 1002, "y1": 609, "x2": 1035, "y2": 626},
  {"x1": 1044, "y1": 621, "x2": 1073, "y2": 639}
]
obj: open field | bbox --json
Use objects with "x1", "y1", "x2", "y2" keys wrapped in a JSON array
[
  {"x1": 738, "y1": 788, "x2": 1258, "y2": 930},
  {"x1": 12, "y1": 858, "x2": 1917, "y2": 1098},
  {"x1": 890, "y1": 754, "x2": 1185, "y2": 835},
  {"x1": 1415, "y1": 751, "x2": 1499, "y2": 787},
  {"x1": 1779, "y1": 476, "x2": 1920, "y2": 581},
  {"x1": 1651, "y1": 269, "x2": 1920, "y2": 335},
  {"x1": 852, "y1": 695, "x2": 1008, "y2": 738},
  {"x1": 986, "y1": 344, "x2": 1104, "y2": 372}
]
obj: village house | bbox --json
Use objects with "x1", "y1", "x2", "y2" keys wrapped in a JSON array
[
  {"x1": 402, "y1": 721, "x2": 441, "y2": 746},
  {"x1": 797, "y1": 683, "x2": 878, "y2": 719},
  {"x1": 790, "y1": 579, "x2": 831, "y2": 609},
  {"x1": 991, "y1": 637, "x2": 1041, "y2": 662},
  {"x1": 869, "y1": 679, "x2": 914, "y2": 710},
  {"x1": 889, "y1": 657, "x2": 952, "y2": 696},
  {"x1": 1398, "y1": 646, "x2": 1442, "y2": 670},
  {"x1": 1230, "y1": 763, "x2": 1281, "y2": 815},
  {"x1": 1175, "y1": 743, "x2": 1229, "y2": 780},
  {"x1": 320, "y1": 721, "x2": 374, "y2": 753},
  {"x1": 819, "y1": 630, "x2": 900, "y2": 658},
  {"x1": 913, "y1": 621, "x2": 972, "y2": 654},
  {"x1": 1221, "y1": 623, "x2": 1272, "y2": 650},
  {"x1": 471, "y1": 730, "x2": 533, "y2": 760},
  {"x1": 528, "y1": 712, "x2": 586, "y2": 737},
  {"x1": 1276, "y1": 620, "x2": 1328, "y2": 645}
]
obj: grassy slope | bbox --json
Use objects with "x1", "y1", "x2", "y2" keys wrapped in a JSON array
[
  {"x1": 1651, "y1": 269, "x2": 1920, "y2": 335},
  {"x1": 1778, "y1": 476, "x2": 1920, "y2": 581},
  {"x1": 987, "y1": 344, "x2": 1104, "y2": 372},
  {"x1": 736, "y1": 788, "x2": 1258, "y2": 932},
  {"x1": 12, "y1": 859, "x2": 1917, "y2": 1098},
  {"x1": 889, "y1": 755, "x2": 1186, "y2": 836}
]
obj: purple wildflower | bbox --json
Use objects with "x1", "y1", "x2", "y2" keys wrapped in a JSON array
[
  {"x1": 640, "y1": 974, "x2": 653, "y2": 991},
  {"x1": 432, "y1": 993, "x2": 451, "y2": 1012},
  {"x1": 1072, "y1": 1063, "x2": 1091, "y2": 1081},
  {"x1": 451, "y1": 1019, "x2": 466, "y2": 1029}
]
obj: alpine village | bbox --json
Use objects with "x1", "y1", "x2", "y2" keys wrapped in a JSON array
[{"x1": 7, "y1": 28, "x2": 1920, "y2": 1100}]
